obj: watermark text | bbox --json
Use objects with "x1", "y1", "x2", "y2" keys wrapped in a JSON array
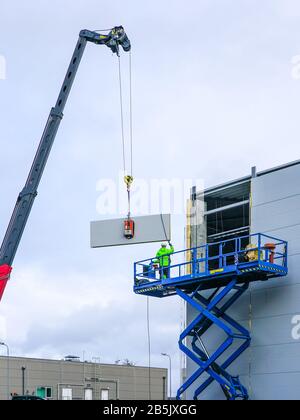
[
  {"x1": 96, "y1": 173, "x2": 204, "y2": 219},
  {"x1": 291, "y1": 315, "x2": 300, "y2": 340},
  {"x1": 0, "y1": 55, "x2": 6, "y2": 80}
]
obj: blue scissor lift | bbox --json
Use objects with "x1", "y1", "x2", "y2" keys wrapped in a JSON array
[{"x1": 133, "y1": 233, "x2": 288, "y2": 400}]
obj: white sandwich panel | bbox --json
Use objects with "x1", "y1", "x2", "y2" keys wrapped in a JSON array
[{"x1": 90, "y1": 214, "x2": 171, "y2": 248}]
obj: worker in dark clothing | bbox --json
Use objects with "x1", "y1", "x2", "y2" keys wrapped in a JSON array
[{"x1": 154, "y1": 242, "x2": 174, "y2": 279}]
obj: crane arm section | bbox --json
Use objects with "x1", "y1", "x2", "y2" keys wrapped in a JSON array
[{"x1": 0, "y1": 27, "x2": 130, "y2": 274}]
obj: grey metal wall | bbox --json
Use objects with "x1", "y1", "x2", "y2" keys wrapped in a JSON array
[
  {"x1": 0, "y1": 357, "x2": 167, "y2": 400},
  {"x1": 249, "y1": 164, "x2": 300, "y2": 400},
  {"x1": 185, "y1": 163, "x2": 300, "y2": 400}
]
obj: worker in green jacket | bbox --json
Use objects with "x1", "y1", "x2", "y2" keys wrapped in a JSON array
[{"x1": 154, "y1": 242, "x2": 174, "y2": 279}]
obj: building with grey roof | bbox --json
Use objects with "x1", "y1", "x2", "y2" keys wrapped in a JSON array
[{"x1": 0, "y1": 355, "x2": 167, "y2": 400}]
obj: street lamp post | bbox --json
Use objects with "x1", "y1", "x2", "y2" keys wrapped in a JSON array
[
  {"x1": 21, "y1": 366, "x2": 26, "y2": 395},
  {"x1": 161, "y1": 353, "x2": 172, "y2": 399},
  {"x1": 0, "y1": 342, "x2": 10, "y2": 400}
]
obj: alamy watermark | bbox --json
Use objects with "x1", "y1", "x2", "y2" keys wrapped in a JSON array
[
  {"x1": 96, "y1": 172, "x2": 205, "y2": 220},
  {"x1": 0, "y1": 55, "x2": 6, "y2": 80},
  {"x1": 291, "y1": 55, "x2": 300, "y2": 80},
  {"x1": 0, "y1": 315, "x2": 7, "y2": 342},
  {"x1": 291, "y1": 315, "x2": 300, "y2": 340}
]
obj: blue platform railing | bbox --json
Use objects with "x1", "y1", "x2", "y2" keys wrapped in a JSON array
[{"x1": 134, "y1": 233, "x2": 288, "y2": 288}]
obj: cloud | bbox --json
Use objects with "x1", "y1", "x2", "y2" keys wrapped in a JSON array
[
  {"x1": 1, "y1": 0, "x2": 300, "y2": 396},
  {"x1": 0, "y1": 263, "x2": 181, "y2": 362},
  {"x1": 0, "y1": 262, "x2": 182, "y2": 391},
  {"x1": 274, "y1": 0, "x2": 300, "y2": 18}
]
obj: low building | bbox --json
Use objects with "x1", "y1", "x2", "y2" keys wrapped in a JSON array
[{"x1": 0, "y1": 356, "x2": 167, "y2": 400}]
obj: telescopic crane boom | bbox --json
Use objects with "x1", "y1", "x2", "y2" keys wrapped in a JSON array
[{"x1": 0, "y1": 26, "x2": 131, "y2": 300}]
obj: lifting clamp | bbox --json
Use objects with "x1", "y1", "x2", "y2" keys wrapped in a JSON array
[{"x1": 124, "y1": 175, "x2": 135, "y2": 239}]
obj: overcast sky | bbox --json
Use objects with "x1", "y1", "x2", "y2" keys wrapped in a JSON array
[{"x1": 1, "y1": 0, "x2": 300, "y2": 395}]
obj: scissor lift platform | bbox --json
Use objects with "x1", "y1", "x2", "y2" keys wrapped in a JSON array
[{"x1": 133, "y1": 233, "x2": 288, "y2": 400}]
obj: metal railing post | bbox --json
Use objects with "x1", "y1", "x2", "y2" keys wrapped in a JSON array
[{"x1": 258, "y1": 234, "x2": 261, "y2": 262}]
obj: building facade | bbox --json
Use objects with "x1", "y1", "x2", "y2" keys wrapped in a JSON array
[
  {"x1": 0, "y1": 356, "x2": 167, "y2": 400},
  {"x1": 185, "y1": 160, "x2": 300, "y2": 400}
]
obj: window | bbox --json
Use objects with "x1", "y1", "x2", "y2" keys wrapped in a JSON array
[
  {"x1": 36, "y1": 386, "x2": 52, "y2": 399},
  {"x1": 101, "y1": 389, "x2": 109, "y2": 400},
  {"x1": 205, "y1": 181, "x2": 251, "y2": 242},
  {"x1": 85, "y1": 388, "x2": 93, "y2": 400},
  {"x1": 62, "y1": 388, "x2": 72, "y2": 400}
]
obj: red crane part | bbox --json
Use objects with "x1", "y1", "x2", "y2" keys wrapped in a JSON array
[
  {"x1": 0, "y1": 265, "x2": 12, "y2": 301},
  {"x1": 124, "y1": 219, "x2": 135, "y2": 239},
  {"x1": 264, "y1": 243, "x2": 276, "y2": 264}
]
